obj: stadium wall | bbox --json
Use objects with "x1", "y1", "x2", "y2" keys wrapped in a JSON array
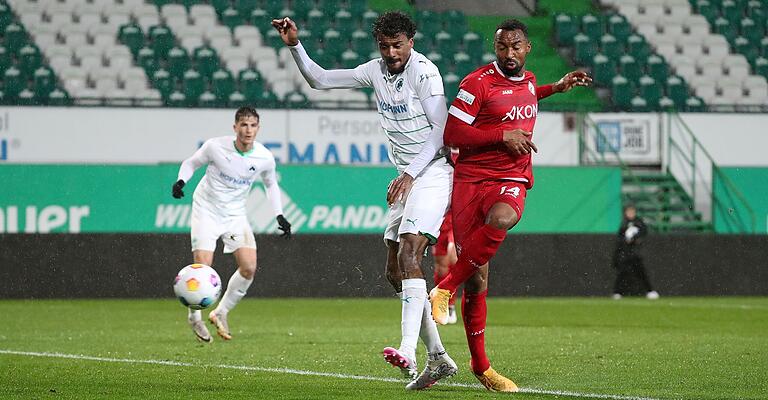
[{"x1": 1, "y1": 234, "x2": 766, "y2": 298}]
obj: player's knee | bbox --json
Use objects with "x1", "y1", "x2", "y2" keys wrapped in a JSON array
[
  {"x1": 238, "y1": 264, "x2": 257, "y2": 280},
  {"x1": 487, "y1": 209, "x2": 519, "y2": 230}
]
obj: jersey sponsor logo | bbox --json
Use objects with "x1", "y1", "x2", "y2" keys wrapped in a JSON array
[
  {"x1": 218, "y1": 171, "x2": 252, "y2": 186},
  {"x1": 418, "y1": 72, "x2": 438, "y2": 83},
  {"x1": 501, "y1": 104, "x2": 538, "y2": 122},
  {"x1": 379, "y1": 100, "x2": 409, "y2": 114},
  {"x1": 528, "y1": 81, "x2": 536, "y2": 95},
  {"x1": 502, "y1": 89, "x2": 513, "y2": 95},
  {"x1": 456, "y1": 89, "x2": 475, "y2": 105}
]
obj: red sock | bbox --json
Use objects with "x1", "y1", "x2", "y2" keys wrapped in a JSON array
[
  {"x1": 434, "y1": 267, "x2": 458, "y2": 305},
  {"x1": 438, "y1": 225, "x2": 507, "y2": 293},
  {"x1": 462, "y1": 290, "x2": 490, "y2": 375}
]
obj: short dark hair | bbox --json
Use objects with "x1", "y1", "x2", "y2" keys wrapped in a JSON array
[
  {"x1": 235, "y1": 106, "x2": 259, "y2": 123},
  {"x1": 371, "y1": 11, "x2": 416, "y2": 39},
  {"x1": 496, "y1": 19, "x2": 528, "y2": 38}
]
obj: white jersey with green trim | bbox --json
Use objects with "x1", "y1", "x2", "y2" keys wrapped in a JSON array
[
  {"x1": 178, "y1": 136, "x2": 281, "y2": 219},
  {"x1": 352, "y1": 49, "x2": 446, "y2": 173}
]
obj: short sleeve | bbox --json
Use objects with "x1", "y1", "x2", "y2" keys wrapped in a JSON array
[
  {"x1": 414, "y1": 61, "x2": 444, "y2": 100},
  {"x1": 448, "y1": 74, "x2": 485, "y2": 125}
]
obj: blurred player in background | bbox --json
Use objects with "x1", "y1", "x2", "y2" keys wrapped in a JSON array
[
  {"x1": 612, "y1": 205, "x2": 659, "y2": 300},
  {"x1": 271, "y1": 12, "x2": 457, "y2": 390},
  {"x1": 171, "y1": 106, "x2": 292, "y2": 342},
  {"x1": 429, "y1": 20, "x2": 592, "y2": 391}
]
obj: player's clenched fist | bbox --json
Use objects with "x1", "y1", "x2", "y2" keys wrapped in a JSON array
[
  {"x1": 172, "y1": 179, "x2": 185, "y2": 199},
  {"x1": 501, "y1": 129, "x2": 537, "y2": 156},
  {"x1": 270, "y1": 17, "x2": 299, "y2": 46}
]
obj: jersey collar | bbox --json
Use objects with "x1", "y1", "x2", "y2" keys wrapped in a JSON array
[
  {"x1": 493, "y1": 61, "x2": 526, "y2": 81},
  {"x1": 233, "y1": 140, "x2": 255, "y2": 156}
]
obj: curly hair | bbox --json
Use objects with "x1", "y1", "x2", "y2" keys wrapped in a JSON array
[
  {"x1": 496, "y1": 19, "x2": 529, "y2": 38},
  {"x1": 234, "y1": 106, "x2": 259, "y2": 123},
  {"x1": 371, "y1": 11, "x2": 416, "y2": 39}
]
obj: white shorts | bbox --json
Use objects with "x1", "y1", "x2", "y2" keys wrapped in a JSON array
[
  {"x1": 384, "y1": 161, "x2": 452, "y2": 244},
  {"x1": 190, "y1": 203, "x2": 256, "y2": 253}
]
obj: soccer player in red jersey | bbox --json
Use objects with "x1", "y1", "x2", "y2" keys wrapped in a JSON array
[{"x1": 428, "y1": 19, "x2": 591, "y2": 391}]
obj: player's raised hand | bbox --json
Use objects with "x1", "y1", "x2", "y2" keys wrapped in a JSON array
[
  {"x1": 386, "y1": 173, "x2": 414, "y2": 206},
  {"x1": 276, "y1": 214, "x2": 292, "y2": 239},
  {"x1": 171, "y1": 179, "x2": 185, "y2": 199},
  {"x1": 270, "y1": 17, "x2": 299, "y2": 46},
  {"x1": 502, "y1": 129, "x2": 537, "y2": 156},
  {"x1": 554, "y1": 70, "x2": 592, "y2": 93}
]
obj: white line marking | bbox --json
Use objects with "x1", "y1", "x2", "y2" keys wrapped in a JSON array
[{"x1": 0, "y1": 349, "x2": 669, "y2": 399}]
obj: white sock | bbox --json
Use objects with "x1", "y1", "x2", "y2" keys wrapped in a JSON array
[
  {"x1": 214, "y1": 270, "x2": 253, "y2": 315},
  {"x1": 399, "y1": 278, "x2": 426, "y2": 360},
  {"x1": 420, "y1": 296, "x2": 446, "y2": 360},
  {"x1": 187, "y1": 308, "x2": 201, "y2": 322}
]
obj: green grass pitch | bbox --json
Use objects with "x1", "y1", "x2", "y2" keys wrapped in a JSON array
[{"x1": 1, "y1": 297, "x2": 766, "y2": 399}]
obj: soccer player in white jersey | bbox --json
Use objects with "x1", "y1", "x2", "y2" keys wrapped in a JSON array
[
  {"x1": 171, "y1": 106, "x2": 292, "y2": 342},
  {"x1": 271, "y1": 12, "x2": 457, "y2": 390}
]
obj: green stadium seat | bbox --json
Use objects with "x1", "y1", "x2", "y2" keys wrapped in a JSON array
[
  {"x1": 721, "y1": 0, "x2": 740, "y2": 25},
  {"x1": 600, "y1": 34, "x2": 621, "y2": 60},
  {"x1": 153, "y1": 0, "x2": 174, "y2": 8},
  {"x1": 297, "y1": 29, "x2": 318, "y2": 53},
  {"x1": 666, "y1": 75, "x2": 689, "y2": 105},
  {"x1": 581, "y1": 14, "x2": 602, "y2": 42},
  {"x1": 265, "y1": 28, "x2": 285, "y2": 50},
  {"x1": 18, "y1": 44, "x2": 42, "y2": 75},
  {"x1": 238, "y1": 68, "x2": 263, "y2": 98},
  {"x1": 714, "y1": 17, "x2": 737, "y2": 42},
  {"x1": 167, "y1": 90, "x2": 188, "y2": 107},
  {"x1": 167, "y1": 46, "x2": 189, "y2": 79},
  {"x1": 193, "y1": 45, "x2": 219, "y2": 78},
  {"x1": 351, "y1": 29, "x2": 373, "y2": 56},
  {"x1": 416, "y1": 10, "x2": 440, "y2": 30},
  {"x1": 348, "y1": 0, "x2": 367, "y2": 16},
  {"x1": 608, "y1": 14, "x2": 632, "y2": 42},
  {"x1": 573, "y1": 33, "x2": 597, "y2": 66},
  {"x1": 0, "y1": 3, "x2": 14, "y2": 32},
  {"x1": 335, "y1": 10, "x2": 355, "y2": 36},
  {"x1": 32, "y1": 66, "x2": 56, "y2": 99},
  {"x1": 747, "y1": 4, "x2": 766, "y2": 27},
  {"x1": 639, "y1": 75, "x2": 662, "y2": 108},
  {"x1": 0, "y1": 46, "x2": 10, "y2": 74},
  {"x1": 340, "y1": 49, "x2": 362, "y2": 69},
  {"x1": 212, "y1": 68, "x2": 235, "y2": 100},
  {"x1": 434, "y1": 31, "x2": 452, "y2": 57},
  {"x1": 183, "y1": 68, "x2": 205, "y2": 100},
  {"x1": 4, "y1": 23, "x2": 27, "y2": 55},
  {"x1": 443, "y1": 72, "x2": 460, "y2": 100},
  {"x1": 149, "y1": 25, "x2": 175, "y2": 58},
  {"x1": 16, "y1": 88, "x2": 36, "y2": 105},
  {"x1": 443, "y1": 10, "x2": 467, "y2": 33},
  {"x1": 646, "y1": 55, "x2": 668, "y2": 83},
  {"x1": 629, "y1": 96, "x2": 649, "y2": 112},
  {"x1": 362, "y1": 10, "x2": 378, "y2": 29},
  {"x1": 256, "y1": 88, "x2": 280, "y2": 108},
  {"x1": 591, "y1": 54, "x2": 615, "y2": 86},
  {"x1": 137, "y1": 47, "x2": 159, "y2": 74},
  {"x1": 318, "y1": 0, "x2": 339, "y2": 16},
  {"x1": 250, "y1": 9, "x2": 270, "y2": 34},
  {"x1": 315, "y1": 48, "x2": 337, "y2": 68},
  {"x1": 198, "y1": 90, "x2": 222, "y2": 107},
  {"x1": 755, "y1": 57, "x2": 768, "y2": 77},
  {"x1": 262, "y1": 0, "x2": 283, "y2": 17},
  {"x1": 658, "y1": 96, "x2": 676, "y2": 111},
  {"x1": 695, "y1": 0, "x2": 717, "y2": 21},
  {"x1": 322, "y1": 30, "x2": 346, "y2": 59},
  {"x1": 47, "y1": 88, "x2": 70, "y2": 106},
  {"x1": 611, "y1": 75, "x2": 632, "y2": 109},
  {"x1": 3, "y1": 66, "x2": 24, "y2": 98},
  {"x1": 685, "y1": 96, "x2": 706, "y2": 112},
  {"x1": 619, "y1": 55, "x2": 641, "y2": 82},
  {"x1": 228, "y1": 90, "x2": 246, "y2": 107},
  {"x1": 554, "y1": 14, "x2": 578, "y2": 46},
  {"x1": 292, "y1": 0, "x2": 314, "y2": 17},
  {"x1": 119, "y1": 24, "x2": 144, "y2": 55},
  {"x1": 740, "y1": 18, "x2": 761, "y2": 43},
  {"x1": 284, "y1": 89, "x2": 310, "y2": 108},
  {"x1": 462, "y1": 31, "x2": 482, "y2": 62},
  {"x1": 761, "y1": 37, "x2": 768, "y2": 57},
  {"x1": 453, "y1": 52, "x2": 474, "y2": 77},
  {"x1": 425, "y1": 51, "x2": 448, "y2": 75},
  {"x1": 734, "y1": 36, "x2": 759, "y2": 63},
  {"x1": 627, "y1": 34, "x2": 651, "y2": 61},
  {"x1": 307, "y1": 9, "x2": 330, "y2": 33},
  {"x1": 221, "y1": 7, "x2": 242, "y2": 30},
  {"x1": 236, "y1": 0, "x2": 259, "y2": 16},
  {"x1": 152, "y1": 68, "x2": 174, "y2": 97}
]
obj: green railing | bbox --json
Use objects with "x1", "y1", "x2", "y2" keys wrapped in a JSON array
[{"x1": 666, "y1": 113, "x2": 757, "y2": 233}]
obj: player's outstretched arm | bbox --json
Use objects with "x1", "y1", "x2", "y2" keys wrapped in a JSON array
[{"x1": 270, "y1": 17, "x2": 365, "y2": 90}]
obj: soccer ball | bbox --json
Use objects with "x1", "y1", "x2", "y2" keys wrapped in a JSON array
[{"x1": 173, "y1": 264, "x2": 222, "y2": 310}]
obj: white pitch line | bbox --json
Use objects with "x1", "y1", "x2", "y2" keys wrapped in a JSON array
[{"x1": 0, "y1": 349, "x2": 668, "y2": 400}]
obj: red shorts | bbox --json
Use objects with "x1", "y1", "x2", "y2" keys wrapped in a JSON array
[
  {"x1": 432, "y1": 212, "x2": 454, "y2": 256},
  {"x1": 451, "y1": 180, "x2": 527, "y2": 246}
]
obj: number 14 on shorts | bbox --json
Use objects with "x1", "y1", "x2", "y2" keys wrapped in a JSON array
[{"x1": 500, "y1": 185, "x2": 521, "y2": 198}]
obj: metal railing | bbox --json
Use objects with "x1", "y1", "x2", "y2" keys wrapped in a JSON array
[{"x1": 666, "y1": 113, "x2": 756, "y2": 233}]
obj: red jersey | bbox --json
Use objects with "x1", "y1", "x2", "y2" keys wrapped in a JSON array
[{"x1": 446, "y1": 62, "x2": 540, "y2": 188}]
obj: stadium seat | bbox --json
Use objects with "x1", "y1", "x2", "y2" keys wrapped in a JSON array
[
  {"x1": 554, "y1": 14, "x2": 577, "y2": 46},
  {"x1": 581, "y1": 14, "x2": 602, "y2": 42},
  {"x1": 611, "y1": 75, "x2": 633, "y2": 108},
  {"x1": 646, "y1": 54, "x2": 668, "y2": 82},
  {"x1": 620, "y1": 55, "x2": 642, "y2": 81},
  {"x1": 334, "y1": 10, "x2": 355, "y2": 36},
  {"x1": 18, "y1": 44, "x2": 42, "y2": 75},
  {"x1": 340, "y1": 49, "x2": 362, "y2": 69},
  {"x1": 211, "y1": 68, "x2": 234, "y2": 100},
  {"x1": 4, "y1": 23, "x2": 27, "y2": 54},
  {"x1": 183, "y1": 68, "x2": 204, "y2": 100},
  {"x1": 284, "y1": 89, "x2": 310, "y2": 108},
  {"x1": 152, "y1": 68, "x2": 174, "y2": 97},
  {"x1": 666, "y1": 75, "x2": 689, "y2": 105},
  {"x1": 3, "y1": 66, "x2": 24, "y2": 98},
  {"x1": 33, "y1": 66, "x2": 57, "y2": 98},
  {"x1": 453, "y1": 52, "x2": 474, "y2": 78},
  {"x1": 573, "y1": 34, "x2": 597, "y2": 65},
  {"x1": 137, "y1": 47, "x2": 160, "y2": 74},
  {"x1": 629, "y1": 95, "x2": 649, "y2": 111},
  {"x1": 592, "y1": 54, "x2": 616, "y2": 85},
  {"x1": 193, "y1": 45, "x2": 219, "y2": 78},
  {"x1": 639, "y1": 75, "x2": 662, "y2": 107},
  {"x1": 600, "y1": 34, "x2": 622, "y2": 60},
  {"x1": 119, "y1": 23, "x2": 145, "y2": 55},
  {"x1": 198, "y1": 90, "x2": 221, "y2": 107},
  {"x1": 167, "y1": 46, "x2": 189, "y2": 79},
  {"x1": 627, "y1": 34, "x2": 652, "y2": 61}
]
